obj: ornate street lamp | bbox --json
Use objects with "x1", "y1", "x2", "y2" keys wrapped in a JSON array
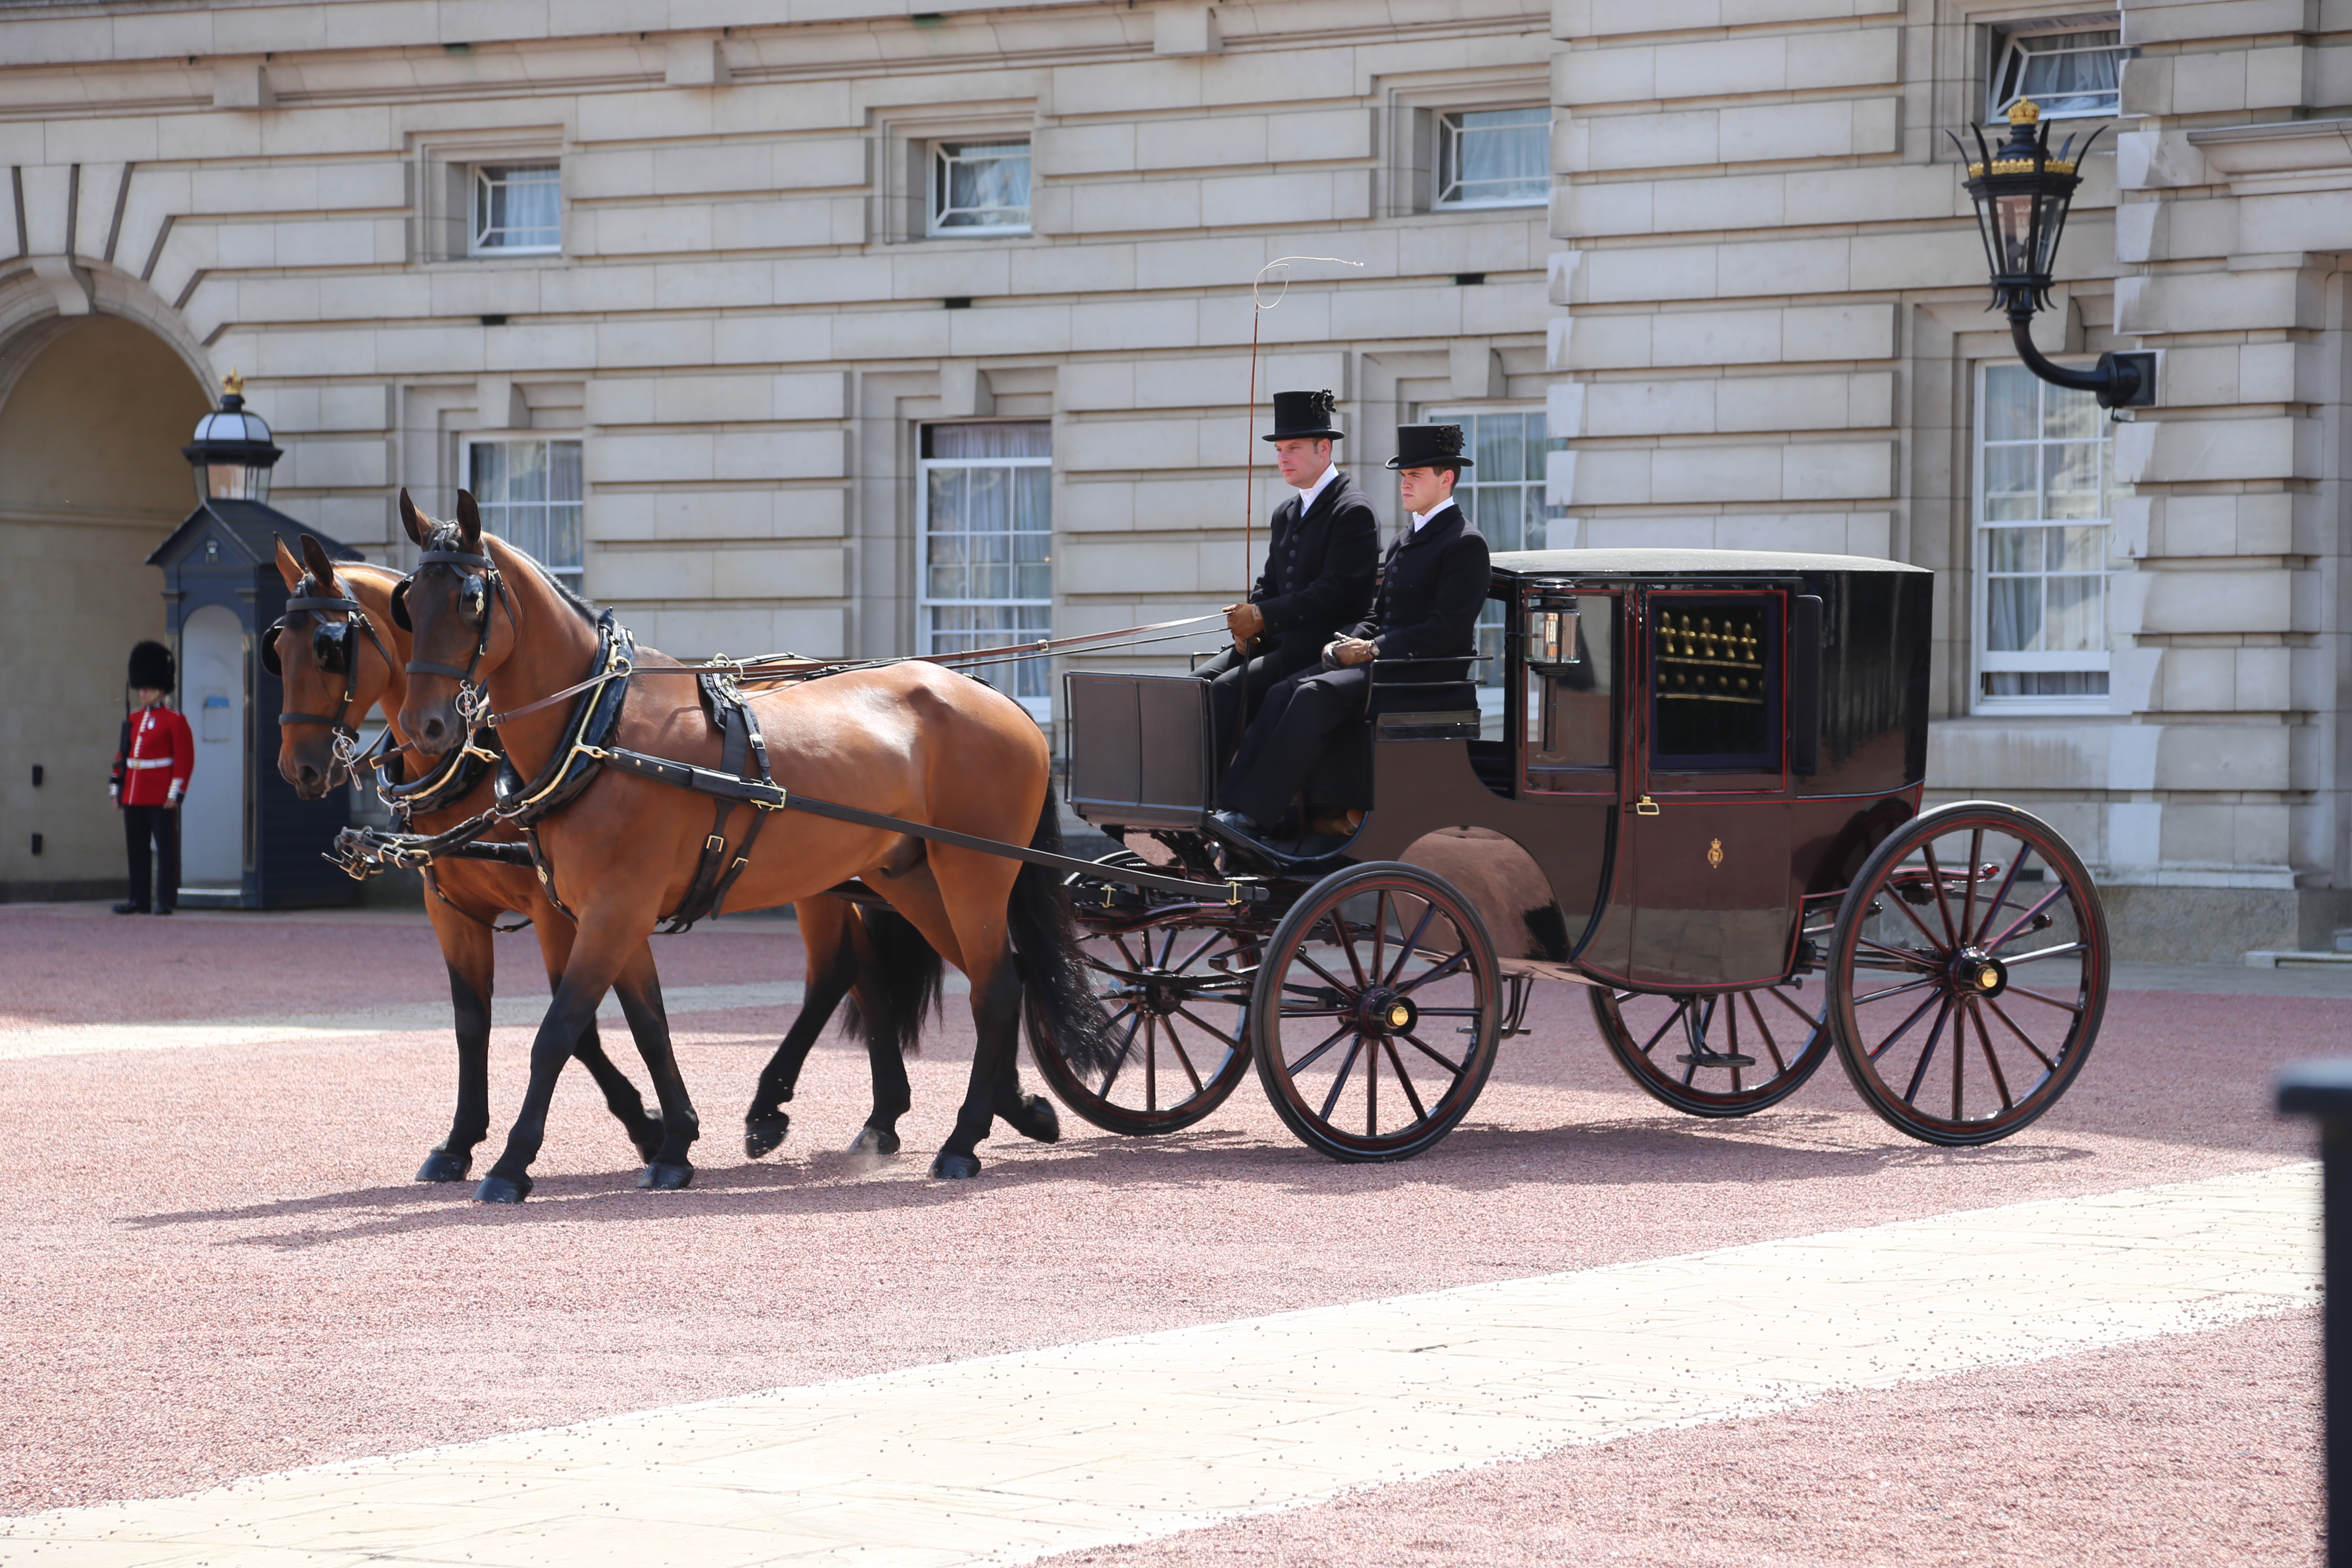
[
  {"x1": 1952, "y1": 100, "x2": 2155, "y2": 409},
  {"x1": 181, "y1": 368, "x2": 283, "y2": 505}
]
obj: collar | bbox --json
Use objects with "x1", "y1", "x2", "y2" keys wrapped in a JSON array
[
  {"x1": 1409, "y1": 501, "x2": 1458, "y2": 534},
  {"x1": 1293, "y1": 464, "x2": 1340, "y2": 514}
]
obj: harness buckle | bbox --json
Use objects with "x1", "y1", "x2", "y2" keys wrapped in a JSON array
[{"x1": 750, "y1": 786, "x2": 788, "y2": 812}]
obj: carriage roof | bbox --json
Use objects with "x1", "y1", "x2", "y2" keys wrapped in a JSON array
[{"x1": 1489, "y1": 548, "x2": 1931, "y2": 581}]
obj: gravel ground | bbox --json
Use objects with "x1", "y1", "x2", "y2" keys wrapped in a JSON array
[{"x1": 0, "y1": 900, "x2": 2332, "y2": 1562}]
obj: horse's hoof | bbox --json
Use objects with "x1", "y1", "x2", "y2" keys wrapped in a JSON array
[
  {"x1": 1002, "y1": 1094, "x2": 1062, "y2": 1145},
  {"x1": 744, "y1": 1112, "x2": 791, "y2": 1160},
  {"x1": 474, "y1": 1174, "x2": 532, "y2": 1204},
  {"x1": 928, "y1": 1152, "x2": 982, "y2": 1180},
  {"x1": 415, "y1": 1148, "x2": 472, "y2": 1183},
  {"x1": 847, "y1": 1124, "x2": 902, "y2": 1158},
  {"x1": 637, "y1": 1161, "x2": 694, "y2": 1192},
  {"x1": 630, "y1": 1114, "x2": 665, "y2": 1165}
]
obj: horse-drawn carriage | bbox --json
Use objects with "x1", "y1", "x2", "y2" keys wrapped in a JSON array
[{"x1": 1029, "y1": 547, "x2": 2109, "y2": 1161}]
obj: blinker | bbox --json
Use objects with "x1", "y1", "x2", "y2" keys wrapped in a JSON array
[
  {"x1": 389, "y1": 579, "x2": 413, "y2": 631},
  {"x1": 260, "y1": 624, "x2": 284, "y2": 676}
]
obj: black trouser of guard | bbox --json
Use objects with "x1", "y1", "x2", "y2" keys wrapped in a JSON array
[
  {"x1": 1216, "y1": 664, "x2": 1372, "y2": 828},
  {"x1": 1194, "y1": 642, "x2": 1320, "y2": 769},
  {"x1": 122, "y1": 804, "x2": 180, "y2": 912}
]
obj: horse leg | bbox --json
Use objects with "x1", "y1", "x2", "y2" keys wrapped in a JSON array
[
  {"x1": 922, "y1": 849, "x2": 1029, "y2": 1182},
  {"x1": 743, "y1": 899, "x2": 858, "y2": 1160},
  {"x1": 475, "y1": 905, "x2": 649, "y2": 1204},
  {"x1": 608, "y1": 940, "x2": 701, "y2": 1191},
  {"x1": 844, "y1": 902, "x2": 954, "y2": 1158},
  {"x1": 419, "y1": 899, "x2": 494, "y2": 1182},
  {"x1": 532, "y1": 911, "x2": 663, "y2": 1164}
]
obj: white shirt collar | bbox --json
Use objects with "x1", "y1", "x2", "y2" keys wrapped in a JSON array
[
  {"x1": 1294, "y1": 464, "x2": 1339, "y2": 514},
  {"x1": 1410, "y1": 501, "x2": 1456, "y2": 533}
]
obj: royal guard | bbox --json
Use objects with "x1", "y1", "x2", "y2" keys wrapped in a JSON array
[
  {"x1": 1194, "y1": 389, "x2": 1379, "y2": 765},
  {"x1": 110, "y1": 640, "x2": 194, "y2": 916}
]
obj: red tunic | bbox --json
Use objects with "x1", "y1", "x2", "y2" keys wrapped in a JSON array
[{"x1": 111, "y1": 704, "x2": 196, "y2": 808}]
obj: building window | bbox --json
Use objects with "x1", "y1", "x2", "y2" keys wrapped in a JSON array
[
  {"x1": 1425, "y1": 407, "x2": 1565, "y2": 694},
  {"x1": 470, "y1": 163, "x2": 561, "y2": 255},
  {"x1": 929, "y1": 141, "x2": 1032, "y2": 235},
  {"x1": 1436, "y1": 108, "x2": 1550, "y2": 208},
  {"x1": 1989, "y1": 20, "x2": 2131, "y2": 120},
  {"x1": 1974, "y1": 364, "x2": 2110, "y2": 707},
  {"x1": 919, "y1": 422, "x2": 1053, "y2": 717},
  {"x1": 465, "y1": 437, "x2": 584, "y2": 586}
]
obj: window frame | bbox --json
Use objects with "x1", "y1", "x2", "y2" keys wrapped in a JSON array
[
  {"x1": 915, "y1": 422, "x2": 1055, "y2": 723},
  {"x1": 1432, "y1": 106, "x2": 1552, "y2": 211},
  {"x1": 467, "y1": 162, "x2": 564, "y2": 257},
  {"x1": 1985, "y1": 17, "x2": 2132, "y2": 122},
  {"x1": 926, "y1": 138, "x2": 1034, "y2": 237},
  {"x1": 1969, "y1": 361, "x2": 2114, "y2": 716},
  {"x1": 459, "y1": 432, "x2": 586, "y2": 588}
]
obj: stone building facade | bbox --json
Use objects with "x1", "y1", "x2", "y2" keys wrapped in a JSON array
[
  {"x1": 0, "y1": 0, "x2": 2342, "y2": 959},
  {"x1": 1547, "y1": 0, "x2": 2352, "y2": 959}
]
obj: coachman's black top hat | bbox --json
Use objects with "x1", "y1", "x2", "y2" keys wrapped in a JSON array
[
  {"x1": 1387, "y1": 423, "x2": 1472, "y2": 470},
  {"x1": 127, "y1": 640, "x2": 175, "y2": 692},
  {"x1": 1262, "y1": 389, "x2": 1344, "y2": 442}
]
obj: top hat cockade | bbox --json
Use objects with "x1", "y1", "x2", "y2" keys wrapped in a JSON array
[
  {"x1": 1262, "y1": 389, "x2": 1344, "y2": 443},
  {"x1": 127, "y1": 640, "x2": 175, "y2": 692},
  {"x1": 1387, "y1": 423, "x2": 1473, "y2": 471}
]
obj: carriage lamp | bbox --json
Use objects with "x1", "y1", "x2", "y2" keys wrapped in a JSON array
[
  {"x1": 182, "y1": 368, "x2": 283, "y2": 505},
  {"x1": 1952, "y1": 100, "x2": 2156, "y2": 410}
]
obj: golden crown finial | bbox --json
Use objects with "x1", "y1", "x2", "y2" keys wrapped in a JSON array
[
  {"x1": 221, "y1": 368, "x2": 245, "y2": 397},
  {"x1": 2006, "y1": 98, "x2": 2042, "y2": 125}
]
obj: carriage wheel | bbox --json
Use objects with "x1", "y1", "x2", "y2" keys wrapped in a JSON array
[
  {"x1": 1590, "y1": 966, "x2": 1832, "y2": 1119},
  {"x1": 1826, "y1": 802, "x2": 2108, "y2": 1146},
  {"x1": 1028, "y1": 854, "x2": 1254, "y2": 1136},
  {"x1": 1250, "y1": 862, "x2": 1502, "y2": 1163}
]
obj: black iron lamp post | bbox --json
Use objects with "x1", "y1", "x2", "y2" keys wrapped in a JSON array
[
  {"x1": 181, "y1": 369, "x2": 283, "y2": 505},
  {"x1": 1952, "y1": 100, "x2": 2156, "y2": 410},
  {"x1": 2280, "y1": 1061, "x2": 2349, "y2": 1568}
]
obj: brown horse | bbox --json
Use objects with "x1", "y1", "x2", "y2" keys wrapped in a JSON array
[
  {"x1": 268, "y1": 533, "x2": 943, "y2": 1182},
  {"x1": 394, "y1": 491, "x2": 1106, "y2": 1200}
]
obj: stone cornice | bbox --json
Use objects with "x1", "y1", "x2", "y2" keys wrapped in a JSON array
[{"x1": 2186, "y1": 116, "x2": 2352, "y2": 190}]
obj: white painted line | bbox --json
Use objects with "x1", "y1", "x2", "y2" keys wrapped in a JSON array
[{"x1": 0, "y1": 1163, "x2": 2317, "y2": 1568}]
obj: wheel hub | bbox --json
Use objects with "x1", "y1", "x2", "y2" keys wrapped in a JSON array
[
  {"x1": 1948, "y1": 947, "x2": 2008, "y2": 998},
  {"x1": 1354, "y1": 987, "x2": 1418, "y2": 1037}
]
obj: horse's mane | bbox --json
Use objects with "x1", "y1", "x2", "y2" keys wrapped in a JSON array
[{"x1": 424, "y1": 520, "x2": 599, "y2": 627}]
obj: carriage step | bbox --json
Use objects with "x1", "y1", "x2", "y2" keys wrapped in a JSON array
[{"x1": 1676, "y1": 1050, "x2": 1757, "y2": 1067}]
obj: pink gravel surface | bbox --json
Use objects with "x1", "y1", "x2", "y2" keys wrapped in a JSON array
[
  {"x1": 1049, "y1": 1310, "x2": 2322, "y2": 1568},
  {"x1": 0, "y1": 900, "x2": 2335, "y2": 1546}
]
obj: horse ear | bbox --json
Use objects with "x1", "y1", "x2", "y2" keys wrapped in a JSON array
[
  {"x1": 399, "y1": 487, "x2": 430, "y2": 547},
  {"x1": 273, "y1": 535, "x2": 305, "y2": 591},
  {"x1": 299, "y1": 534, "x2": 340, "y2": 595},
  {"x1": 454, "y1": 488, "x2": 483, "y2": 551}
]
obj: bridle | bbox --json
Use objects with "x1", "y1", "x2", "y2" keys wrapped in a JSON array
[
  {"x1": 265, "y1": 574, "x2": 399, "y2": 776},
  {"x1": 392, "y1": 539, "x2": 516, "y2": 728}
]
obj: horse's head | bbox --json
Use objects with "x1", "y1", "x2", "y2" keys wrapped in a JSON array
[
  {"x1": 270, "y1": 534, "x2": 396, "y2": 799},
  {"x1": 393, "y1": 487, "x2": 513, "y2": 757}
]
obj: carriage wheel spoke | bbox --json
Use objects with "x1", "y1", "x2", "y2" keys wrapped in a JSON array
[
  {"x1": 1742, "y1": 990, "x2": 1788, "y2": 1074},
  {"x1": 1175, "y1": 1006, "x2": 1243, "y2": 1050},
  {"x1": 1855, "y1": 974, "x2": 1944, "y2": 1006},
  {"x1": 1902, "y1": 998, "x2": 1954, "y2": 1104},
  {"x1": 1920, "y1": 842, "x2": 1962, "y2": 948},
  {"x1": 1395, "y1": 947, "x2": 1473, "y2": 995},
  {"x1": 1167, "y1": 928, "x2": 1229, "y2": 975},
  {"x1": 1884, "y1": 877, "x2": 1953, "y2": 954},
  {"x1": 1336, "y1": 907, "x2": 1371, "y2": 989},
  {"x1": 1855, "y1": 935, "x2": 1936, "y2": 969},
  {"x1": 1998, "y1": 941, "x2": 2088, "y2": 968},
  {"x1": 1949, "y1": 989, "x2": 1965, "y2": 1119},
  {"x1": 1399, "y1": 1032, "x2": 1466, "y2": 1079},
  {"x1": 1982, "y1": 995, "x2": 2061, "y2": 1074},
  {"x1": 1288, "y1": 1022, "x2": 1355, "y2": 1076},
  {"x1": 1867, "y1": 988, "x2": 1947, "y2": 1064},
  {"x1": 1371, "y1": 893, "x2": 1391, "y2": 992},
  {"x1": 1637, "y1": 999, "x2": 1690, "y2": 1059},
  {"x1": 1319, "y1": 1037, "x2": 1365, "y2": 1123},
  {"x1": 1143, "y1": 1016, "x2": 1159, "y2": 1112},
  {"x1": 2003, "y1": 983, "x2": 2085, "y2": 1017},
  {"x1": 1966, "y1": 997, "x2": 2015, "y2": 1112},
  {"x1": 1761, "y1": 985, "x2": 1821, "y2": 1025},
  {"x1": 1385, "y1": 903, "x2": 1440, "y2": 988},
  {"x1": 1970, "y1": 847, "x2": 2034, "y2": 947},
  {"x1": 1960, "y1": 828, "x2": 1984, "y2": 943},
  {"x1": 1159, "y1": 1021, "x2": 1209, "y2": 1096},
  {"x1": 1292, "y1": 946, "x2": 1356, "y2": 997},
  {"x1": 1382, "y1": 1038, "x2": 1431, "y2": 1122},
  {"x1": 1984, "y1": 883, "x2": 2069, "y2": 954},
  {"x1": 1724, "y1": 997, "x2": 1744, "y2": 1093},
  {"x1": 1365, "y1": 1023, "x2": 1379, "y2": 1135},
  {"x1": 1098, "y1": 1007, "x2": 1145, "y2": 1097}
]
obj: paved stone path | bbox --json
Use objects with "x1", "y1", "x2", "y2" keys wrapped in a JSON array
[{"x1": 0, "y1": 1163, "x2": 2313, "y2": 1567}]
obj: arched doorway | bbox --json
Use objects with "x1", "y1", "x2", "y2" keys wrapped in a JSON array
[{"x1": 0, "y1": 315, "x2": 212, "y2": 900}]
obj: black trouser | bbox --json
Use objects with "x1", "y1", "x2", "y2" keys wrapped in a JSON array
[
  {"x1": 1194, "y1": 642, "x2": 1318, "y2": 768},
  {"x1": 1217, "y1": 665, "x2": 1372, "y2": 828},
  {"x1": 122, "y1": 804, "x2": 179, "y2": 912}
]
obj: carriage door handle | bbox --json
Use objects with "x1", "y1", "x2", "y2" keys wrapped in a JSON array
[{"x1": 1634, "y1": 796, "x2": 1661, "y2": 816}]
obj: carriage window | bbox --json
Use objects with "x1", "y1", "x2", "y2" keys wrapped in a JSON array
[
  {"x1": 1650, "y1": 599, "x2": 1778, "y2": 771},
  {"x1": 919, "y1": 421, "x2": 1053, "y2": 721},
  {"x1": 1527, "y1": 593, "x2": 1615, "y2": 775}
]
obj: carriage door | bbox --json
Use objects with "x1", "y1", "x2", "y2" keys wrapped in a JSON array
[{"x1": 1614, "y1": 588, "x2": 1797, "y2": 990}]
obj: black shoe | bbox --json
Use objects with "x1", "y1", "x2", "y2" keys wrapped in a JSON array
[
  {"x1": 111, "y1": 902, "x2": 147, "y2": 916},
  {"x1": 153, "y1": 906, "x2": 174, "y2": 916},
  {"x1": 1209, "y1": 810, "x2": 1271, "y2": 848}
]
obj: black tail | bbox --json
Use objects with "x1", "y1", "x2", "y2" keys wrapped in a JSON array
[
  {"x1": 840, "y1": 905, "x2": 943, "y2": 1057},
  {"x1": 1010, "y1": 787, "x2": 1117, "y2": 1076}
]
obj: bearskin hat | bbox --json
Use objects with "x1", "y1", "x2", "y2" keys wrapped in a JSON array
[{"x1": 127, "y1": 640, "x2": 175, "y2": 692}]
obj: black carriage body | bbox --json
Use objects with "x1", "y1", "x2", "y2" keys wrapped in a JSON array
[{"x1": 1069, "y1": 548, "x2": 1931, "y2": 995}]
